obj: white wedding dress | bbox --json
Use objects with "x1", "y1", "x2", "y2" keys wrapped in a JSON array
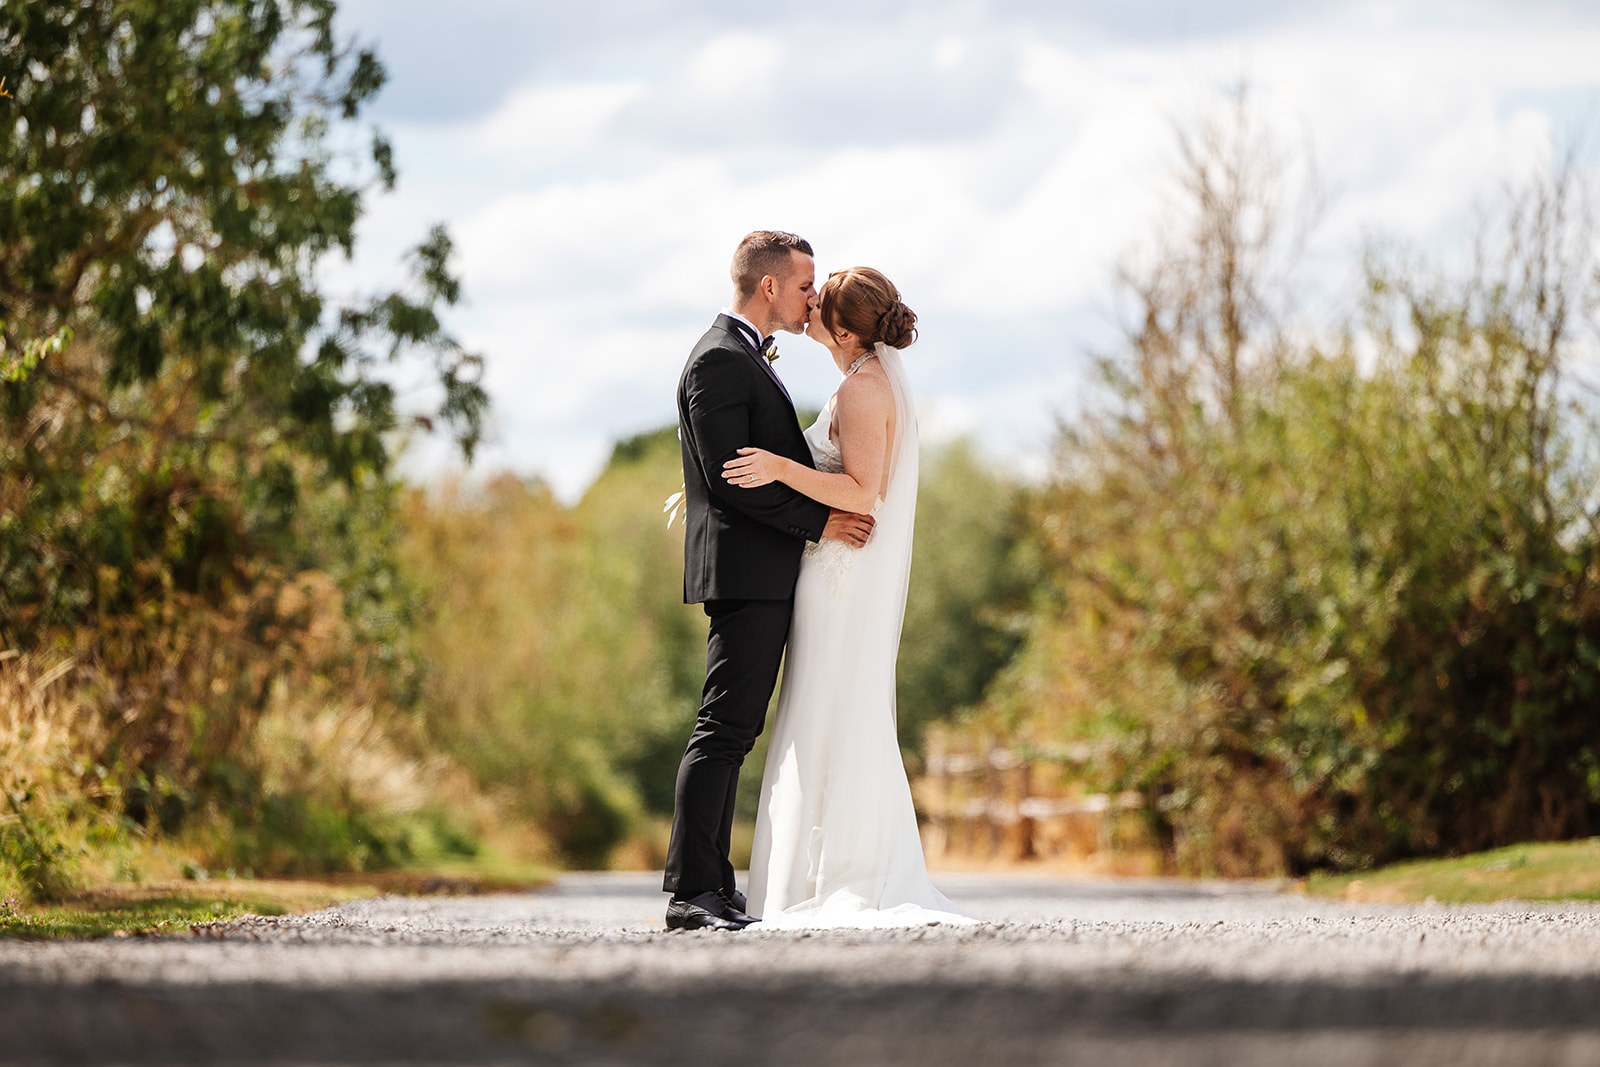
[{"x1": 747, "y1": 344, "x2": 976, "y2": 929}]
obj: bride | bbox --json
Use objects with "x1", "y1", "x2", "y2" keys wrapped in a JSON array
[{"x1": 721, "y1": 267, "x2": 975, "y2": 928}]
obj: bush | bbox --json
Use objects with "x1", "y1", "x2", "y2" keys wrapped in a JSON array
[
  {"x1": 399, "y1": 431, "x2": 706, "y2": 868},
  {"x1": 897, "y1": 440, "x2": 1036, "y2": 758},
  {"x1": 979, "y1": 104, "x2": 1600, "y2": 875}
]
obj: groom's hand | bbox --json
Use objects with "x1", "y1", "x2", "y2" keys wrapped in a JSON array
[{"x1": 822, "y1": 508, "x2": 874, "y2": 547}]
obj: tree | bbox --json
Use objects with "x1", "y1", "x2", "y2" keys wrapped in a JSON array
[
  {"x1": 0, "y1": 1, "x2": 489, "y2": 865},
  {"x1": 0, "y1": 0, "x2": 484, "y2": 635}
]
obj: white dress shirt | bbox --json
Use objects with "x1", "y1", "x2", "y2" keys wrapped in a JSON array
[{"x1": 720, "y1": 308, "x2": 764, "y2": 351}]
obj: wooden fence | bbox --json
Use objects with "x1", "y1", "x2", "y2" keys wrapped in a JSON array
[{"x1": 914, "y1": 747, "x2": 1145, "y2": 864}]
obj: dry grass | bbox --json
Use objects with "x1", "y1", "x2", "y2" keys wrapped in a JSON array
[
  {"x1": 0, "y1": 651, "x2": 99, "y2": 790},
  {"x1": 0, "y1": 641, "x2": 543, "y2": 901},
  {"x1": 0, "y1": 650, "x2": 102, "y2": 901}
]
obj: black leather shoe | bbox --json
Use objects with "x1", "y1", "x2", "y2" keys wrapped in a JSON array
[
  {"x1": 666, "y1": 890, "x2": 752, "y2": 931},
  {"x1": 717, "y1": 889, "x2": 755, "y2": 925}
]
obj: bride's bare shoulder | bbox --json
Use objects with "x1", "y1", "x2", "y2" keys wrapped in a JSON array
[{"x1": 835, "y1": 361, "x2": 893, "y2": 414}]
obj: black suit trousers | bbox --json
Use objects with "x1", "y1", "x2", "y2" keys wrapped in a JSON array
[{"x1": 662, "y1": 597, "x2": 792, "y2": 899}]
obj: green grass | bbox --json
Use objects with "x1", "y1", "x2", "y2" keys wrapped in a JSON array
[
  {"x1": 0, "y1": 882, "x2": 372, "y2": 939},
  {"x1": 1306, "y1": 838, "x2": 1600, "y2": 903},
  {"x1": 0, "y1": 860, "x2": 553, "y2": 940}
]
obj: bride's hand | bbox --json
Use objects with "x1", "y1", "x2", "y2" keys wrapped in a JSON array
[{"x1": 723, "y1": 447, "x2": 783, "y2": 489}]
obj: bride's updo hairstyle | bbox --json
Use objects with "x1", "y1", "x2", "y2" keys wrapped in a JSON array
[{"x1": 818, "y1": 267, "x2": 918, "y2": 351}]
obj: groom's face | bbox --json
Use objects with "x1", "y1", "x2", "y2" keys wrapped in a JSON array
[{"x1": 770, "y1": 252, "x2": 817, "y2": 334}]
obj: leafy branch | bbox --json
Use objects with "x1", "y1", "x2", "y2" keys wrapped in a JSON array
[{"x1": 0, "y1": 323, "x2": 72, "y2": 383}]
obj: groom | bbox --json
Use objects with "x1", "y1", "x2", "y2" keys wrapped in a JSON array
[{"x1": 663, "y1": 231, "x2": 875, "y2": 931}]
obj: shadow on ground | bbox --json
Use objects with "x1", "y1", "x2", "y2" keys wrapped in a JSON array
[{"x1": 6, "y1": 971, "x2": 1600, "y2": 1065}]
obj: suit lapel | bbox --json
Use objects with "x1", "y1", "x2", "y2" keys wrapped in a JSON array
[{"x1": 714, "y1": 315, "x2": 793, "y2": 405}]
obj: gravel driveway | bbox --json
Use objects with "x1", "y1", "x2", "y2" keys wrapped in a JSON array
[{"x1": 5, "y1": 871, "x2": 1600, "y2": 1065}]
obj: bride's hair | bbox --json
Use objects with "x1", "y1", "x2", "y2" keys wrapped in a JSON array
[{"x1": 818, "y1": 267, "x2": 918, "y2": 350}]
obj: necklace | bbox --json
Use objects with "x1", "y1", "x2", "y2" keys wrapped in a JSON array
[{"x1": 844, "y1": 351, "x2": 877, "y2": 377}]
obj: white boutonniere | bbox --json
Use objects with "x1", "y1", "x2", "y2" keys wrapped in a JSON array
[{"x1": 763, "y1": 342, "x2": 780, "y2": 364}]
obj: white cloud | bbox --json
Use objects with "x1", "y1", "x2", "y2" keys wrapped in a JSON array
[
  {"x1": 473, "y1": 82, "x2": 650, "y2": 173},
  {"x1": 333, "y1": 3, "x2": 1600, "y2": 499}
]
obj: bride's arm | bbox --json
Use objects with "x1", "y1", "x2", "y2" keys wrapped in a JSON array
[{"x1": 722, "y1": 373, "x2": 891, "y2": 514}]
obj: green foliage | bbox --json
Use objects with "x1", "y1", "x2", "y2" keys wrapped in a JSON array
[
  {"x1": 0, "y1": 323, "x2": 70, "y2": 383},
  {"x1": 0, "y1": 0, "x2": 492, "y2": 881},
  {"x1": 400, "y1": 428, "x2": 705, "y2": 867},
  {"x1": 403, "y1": 425, "x2": 1034, "y2": 866},
  {"x1": 0, "y1": 0, "x2": 484, "y2": 648},
  {"x1": 0, "y1": 1, "x2": 484, "y2": 465},
  {"x1": 202, "y1": 797, "x2": 479, "y2": 878},
  {"x1": 898, "y1": 440, "x2": 1035, "y2": 757},
  {"x1": 982, "y1": 109, "x2": 1600, "y2": 875},
  {"x1": 0, "y1": 789, "x2": 78, "y2": 903}
]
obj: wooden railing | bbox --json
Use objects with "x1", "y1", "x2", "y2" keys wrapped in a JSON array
[{"x1": 914, "y1": 747, "x2": 1144, "y2": 863}]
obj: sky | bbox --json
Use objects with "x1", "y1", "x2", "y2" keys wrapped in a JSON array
[{"x1": 322, "y1": 0, "x2": 1600, "y2": 499}]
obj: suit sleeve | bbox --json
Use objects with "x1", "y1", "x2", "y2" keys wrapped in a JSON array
[{"x1": 684, "y1": 348, "x2": 830, "y2": 541}]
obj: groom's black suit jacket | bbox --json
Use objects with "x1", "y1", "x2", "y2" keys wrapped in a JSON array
[{"x1": 677, "y1": 315, "x2": 829, "y2": 603}]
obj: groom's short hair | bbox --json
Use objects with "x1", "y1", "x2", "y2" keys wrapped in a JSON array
[{"x1": 732, "y1": 231, "x2": 813, "y2": 301}]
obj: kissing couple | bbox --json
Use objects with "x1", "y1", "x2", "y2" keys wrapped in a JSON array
[{"x1": 663, "y1": 231, "x2": 976, "y2": 930}]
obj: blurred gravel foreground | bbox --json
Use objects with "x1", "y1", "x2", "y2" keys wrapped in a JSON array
[{"x1": 4, "y1": 872, "x2": 1600, "y2": 1066}]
